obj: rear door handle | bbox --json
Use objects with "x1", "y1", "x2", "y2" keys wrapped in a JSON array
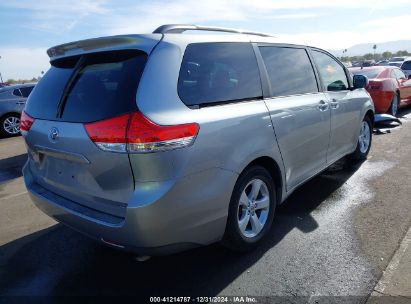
[
  {"x1": 330, "y1": 98, "x2": 339, "y2": 109},
  {"x1": 16, "y1": 101, "x2": 25, "y2": 105},
  {"x1": 318, "y1": 100, "x2": 329, "y2": 112}
]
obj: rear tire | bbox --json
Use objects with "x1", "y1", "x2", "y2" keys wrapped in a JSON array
[
  {"x1": 222, "y1": 165, "x2": 276, "y2": 252},
  {"x1": 347, "y1": 116, "x2": 372, "y2": 162},
  {"x1": 0, "y1": 113, "x2": 21, "y2": 137},
  {"x1": 388, "y1": 93, "x2": 399, "y2": 117}
]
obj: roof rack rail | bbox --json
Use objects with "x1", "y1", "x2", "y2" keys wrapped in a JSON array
[{"x1": 153, "y1": 24, "x2": 273, "y2": 37}]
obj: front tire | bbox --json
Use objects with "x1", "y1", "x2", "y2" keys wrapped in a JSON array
[
  {"x1": 347, "y1": 116, "x2": 372, "y2": 161},
  {"x1": 388, "y1": 93, "x2": 399, "y2": 117},
  {"x1": 222, "y1": 165, "x2": 276, "y2": 252},
  {"x1": 0, "y1": 114, "x2": 21, "y2": 137}
]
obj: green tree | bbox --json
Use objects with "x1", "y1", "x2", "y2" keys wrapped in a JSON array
[
  {"x1": 395, "y1": 50, "x2": 409, "y2": 56},
  {"x1": 363, "y1": 53, "x2": 374, "y2": 60},
  {"x1": 382, "y1": 51, "x2": 392, "y2": 59}
]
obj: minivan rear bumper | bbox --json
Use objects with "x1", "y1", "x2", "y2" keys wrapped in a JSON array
[{"x1": 23, "y1": 162, "x2": 237, "y2": 255}]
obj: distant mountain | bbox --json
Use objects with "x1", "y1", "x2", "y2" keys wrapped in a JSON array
[{"x1": 329, "y1": 40, "x2": 411, "y2": 57}]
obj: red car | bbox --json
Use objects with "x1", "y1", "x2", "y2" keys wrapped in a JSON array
[{"x1": 349, "y1": 66, "x2": 411, "y2": 116}]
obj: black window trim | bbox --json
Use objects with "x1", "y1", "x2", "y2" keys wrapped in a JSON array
[
  {"x1": 255, "y1": 43, "x2": 322, "y2": 99},
  {"x1": 178, "y1": 42, "x2": 264, "y2": 109},
  {"x1": 308, "y1": 47, "x2": 353, "y2": 92},
  {"x1": 194, "y1": 96, "x2": 264, "y2": 109}
]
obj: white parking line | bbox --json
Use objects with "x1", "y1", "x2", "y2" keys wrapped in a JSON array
[
  {"x1": 374, "y1": 226, "x2": 411, "y2": 295},
  {"x1": 0, "y1": 191, "x2": 28, "y2": 201}
]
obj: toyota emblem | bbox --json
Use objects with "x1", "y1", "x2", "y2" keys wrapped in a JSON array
[{"x1": 49, "y1": 127, "x2": 59, "y2": 142}]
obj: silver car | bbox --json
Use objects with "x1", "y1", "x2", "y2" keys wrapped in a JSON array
[
  {"x1": 22, "y1": 25, "x2": 374, "y2": 254},
  {"x1": 0, "y1": 83, "x2": 35, "y2": 136}
]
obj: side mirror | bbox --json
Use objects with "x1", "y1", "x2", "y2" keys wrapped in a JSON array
[{"x1": 353, "y1": 75, "x2": 368, "y2": 89}]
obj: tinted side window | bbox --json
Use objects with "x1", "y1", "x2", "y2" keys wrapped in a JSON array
[
  {"x1": 312, "y1": 50, "x2": 349, "y2": 91},
  {"x1": 402, "y1": 61, "x2": 411, "y2": 70},
  {"x1": 259, "y1": 46, "x2": 318, "y2": 97},
  {"x1": 20, "y1": 86, "x2": 34, "y2": 98},
  {"x1": 178, "y1": 43, "x2": 262, "y2": 106},
  {"x1": 12, "y1": 89, "x2": 22, "y2": 97}
]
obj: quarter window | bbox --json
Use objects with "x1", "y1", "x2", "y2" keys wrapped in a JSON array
[
  {"x1": 312, "y1": 50, "x2": 349, "y2": 91},
  {"x1": 259, "y1": 46, "x2": 318, "y2": 97},
  {"x1": 20, "y1": 86, "x2": 34, "y2": 98},
  {"x1": 12, "y1": 89, "x2": 22, "y2": 97},
  {"x1": 178, "y1": 43, "x2": 262, "y2": 106}
]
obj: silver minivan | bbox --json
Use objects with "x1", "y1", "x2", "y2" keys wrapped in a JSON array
[{"x1": 22, "y1": 25, "x2": 374, "y2": 254}]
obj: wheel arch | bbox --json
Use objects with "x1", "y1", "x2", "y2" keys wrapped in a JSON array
[
  {"x1": 0, "y1": 111, "x2": 21, "y2": 120},
  {"x1": 365, "y1": 109, "x2": 374, "y2": 127},
  {"x1": 241, "y1": 156, "x2": 283, "y2": 205}
]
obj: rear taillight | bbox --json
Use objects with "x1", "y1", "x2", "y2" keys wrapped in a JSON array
[
  {"x1": 127, "y1": 112, "x2": 199, "y2": 153},
  {"x1": 367, "y1": 80, "x2": 382, "y2": 91},
  {"x1": 369, "y1": 85, "x2": 382, "y2": 90},
  {"x1": 20, "y1": 111, "x2": 35, "y2": 135},
  {"x1": 84, "y1": 112, "x2": 199, "y2": 153},
  {"x1": 84, "y1": 113, "x2": 130, "y2": 152}
]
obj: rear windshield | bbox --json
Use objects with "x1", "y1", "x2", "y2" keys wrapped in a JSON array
[
  {"x1": 402, "y1": 61, "x2": 411, "y2": 70},
  {"x1": 25, "y1": 50, "x2": 147, "y2": 123},
  {"x1": 178, "y1": 43, "x2": 262, "y2": 107},
  {"x1": 350, "y1": 68, "x2": 383, "y2": 79}
]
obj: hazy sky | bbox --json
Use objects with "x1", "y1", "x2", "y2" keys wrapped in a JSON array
[{"x1": 1, "y1": 0, "x2": 410, "y2": 80}]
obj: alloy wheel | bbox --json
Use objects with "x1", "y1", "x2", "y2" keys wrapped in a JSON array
[
  {"x1": 237, "y1": 178, "x2": 270, "y2": 238},
  {"x1": 359, "y1": 121, "x2": 371, "y2": 154},
  {"x1": 3, "y1": 116, "x2": 21, "y2": 135}
]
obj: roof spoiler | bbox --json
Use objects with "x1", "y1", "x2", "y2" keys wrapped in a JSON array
[
  {"x1": 47, "y1": 36, "x2": 142, "y2": 58},
  {"x1": 46, "y1": 35, "x2": 163, "y2": 60}
]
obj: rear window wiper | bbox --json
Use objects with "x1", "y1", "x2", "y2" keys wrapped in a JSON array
[{"x1": 56, "y1": 55, "x2": 86, "y2": 118}]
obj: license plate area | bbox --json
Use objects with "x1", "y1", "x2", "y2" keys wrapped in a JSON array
[{"x1": 40, "y1": 155, "x2": 80, "y2": 185}]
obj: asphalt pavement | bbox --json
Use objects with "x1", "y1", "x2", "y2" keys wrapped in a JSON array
[{"x1": 1, "y1": 109, "x2": 411, "y2": 303}]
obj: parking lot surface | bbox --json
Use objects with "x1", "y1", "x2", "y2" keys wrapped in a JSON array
[{"x1": 1, "y1": 110, "x2": 411, "y2": 302}]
